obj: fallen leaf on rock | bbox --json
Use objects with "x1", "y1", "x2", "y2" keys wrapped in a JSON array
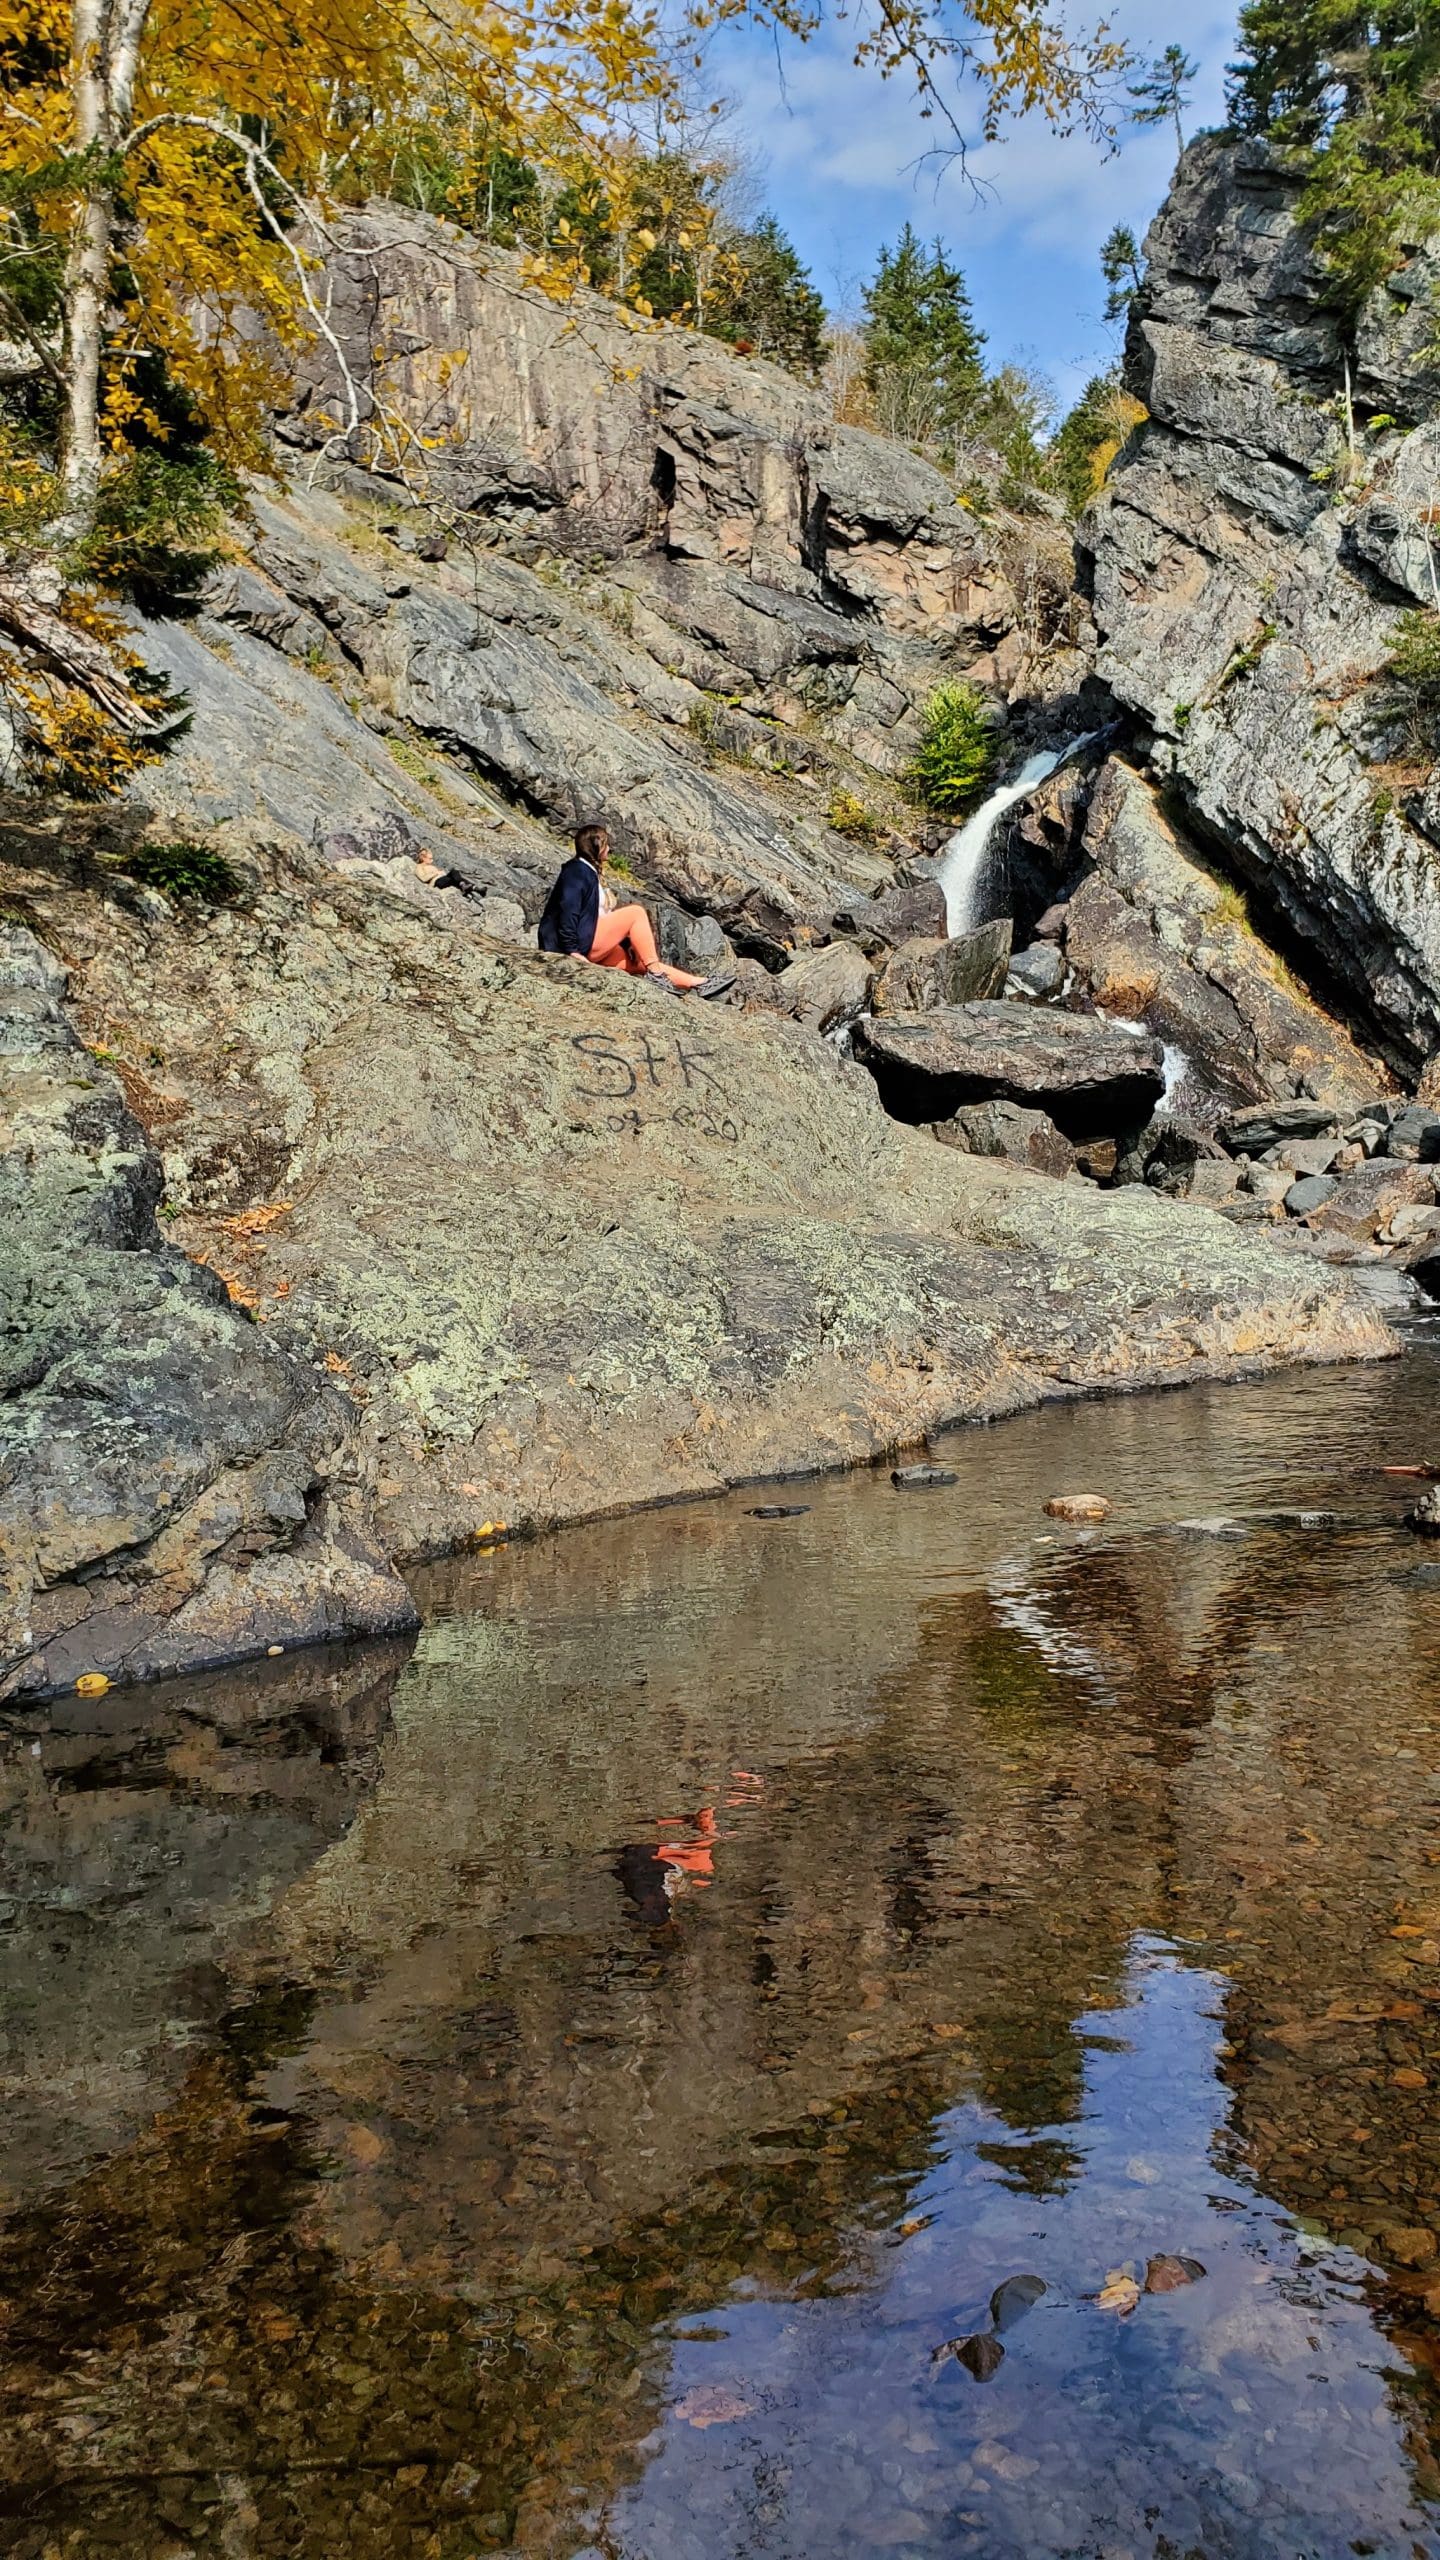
[
  {"x1": 989, "y1": 2274, "x2": 1046, "y2": 2331},
  {"x1": 1097, "y1": 2273, "x2": 1142, "y2": 2316},
  {"x1": 939, "y1": 2332, "x2": 1005, "y2": 2381},
  {"x1": 674, "y1": 2385, "x2": 753, "y2": 2428},
  {"x1": 1144, "y1": 2255, "x2": 1206, "y2": 2294},
  {"x1": 1394, "y1": 2068, "x2": 1429, "y2": 2090},
  {"x1": 930, "y1": 2023, "x2": 968, "y2": 2041}
]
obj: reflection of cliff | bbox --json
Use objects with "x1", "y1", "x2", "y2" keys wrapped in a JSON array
[
  {"x1": 8, "y1": 1367, "x2": 1440, "y2": 2550},
  {"x1": 0, "y1": 1639, "x2": 409, "y2": 2211}
]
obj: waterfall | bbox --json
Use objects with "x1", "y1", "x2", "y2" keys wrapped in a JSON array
[{"x1": 938, "y1": 732, "x2": 1101, "y2": 938}]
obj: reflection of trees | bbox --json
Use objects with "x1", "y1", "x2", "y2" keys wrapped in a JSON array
[{"x1": 7, "y1": 1480, "x2": 1440, "y2": 2546}]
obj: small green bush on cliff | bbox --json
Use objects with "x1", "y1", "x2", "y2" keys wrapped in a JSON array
[
  {"x1": 1381, "y1": 606, "x2": 1440, "y2": 757},
  {"x1": 907, "y1": 683, "x2": 997, "y2": 817},
  {"x1": 122, "y1": 840, "x2": 240, "y2": 904}
]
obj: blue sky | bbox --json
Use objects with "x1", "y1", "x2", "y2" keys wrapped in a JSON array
[{"x1": 708, "y1": 2, "x2": 1240, "y2": 409}]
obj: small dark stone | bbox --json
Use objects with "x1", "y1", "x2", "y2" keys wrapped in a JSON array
[
  {"x1": 1217, "y1": 1101, "x2": 1339, "y2": 1158},
  {"x1": 1006, "y1": 942, "x2": 1065, "y2": 1000},
  {"x1": 949, "y1": 2331, "x2": 1005, "y2": 2381},
  {"x1": 1285, "y1": 1173, "x2": 1338, "y2": 1216},
  {"x1": 749, "y1": 1504, "x2": 810, "y2": 1519},
  {"x1": 989, "y1": 2273, "x2": 1046, "y2": 2331},
  {"x1": 892, "y1": 1465, "x2": 958, "y2": 1489},
  {"x1": 1384, "y1": 1104, "x2": 1440, "y2": 1161}
]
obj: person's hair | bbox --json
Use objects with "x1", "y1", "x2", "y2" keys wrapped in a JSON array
[{"x1": 574, "y1": 823, "x2": 608, "y2": 864}]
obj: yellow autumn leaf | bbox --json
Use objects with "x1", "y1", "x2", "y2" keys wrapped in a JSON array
[{"x1": 1096, "y1": 2273, "x2": 1141, "y2": 2315}]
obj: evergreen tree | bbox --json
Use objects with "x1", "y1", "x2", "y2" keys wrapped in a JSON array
[
  {"x1": 717, "y1": 217, "x2": 829, "y2": 375},
  {"x1": 1229, "y1": 2, "x2": 1440, "y2": 310},
  {"x1": 1100, "y1": 223, "x2": 1144, "y2": 325},
  {"x1": 1128, "y1": 44, "x2": 1197, "y2": 154},
  {"x1": 862, "y1": 225, "x2": 986, "y2": 448},
  {"x1": 1050, "y1": 370, "x2": 1144, "y2": 515}
]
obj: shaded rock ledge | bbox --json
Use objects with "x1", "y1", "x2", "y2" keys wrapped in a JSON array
[
  {"x1": 0, "y1": 825, "x2": 1394, "y2": 1697},
  {"x1": 0, "y1": 923, "x2": 417, "y2": 1701}
]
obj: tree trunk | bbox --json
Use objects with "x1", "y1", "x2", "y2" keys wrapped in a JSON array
[
  {"x1": 0, "y1": 570, "x2": 172, "y2": 733},
  {"x1": 58, "y1": 187, "x2": 110, "y2": 529},
  {"x1": 55, "y1": 0, "x2": 112, "y2": 538}
]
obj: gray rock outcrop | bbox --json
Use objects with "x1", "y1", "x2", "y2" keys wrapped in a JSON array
[
  {"x1": 856, "y1": 1000, "x2": 1167, "y2": 1135},
  {"x1": 0, "y1": 923, "x2": 417, "y2": 1699},
  {"x1": 1081, "y1": 134, "x2": 1440, "y2": 1076},
  {"x1": 0, "y1": 820, "x2": 1391, "y2": 1639}
]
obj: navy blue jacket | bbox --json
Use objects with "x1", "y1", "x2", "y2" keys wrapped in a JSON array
[{"x1": 538, "y1": 855, "x2": 601, "y2": 956}]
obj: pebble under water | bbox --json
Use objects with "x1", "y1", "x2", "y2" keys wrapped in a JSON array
[{"x1": 9, "y1": 1348, "x2": 1440, "y2": 2556}]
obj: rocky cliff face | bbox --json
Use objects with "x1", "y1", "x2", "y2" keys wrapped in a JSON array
[
  {"x1": 0, "y1": 801, "x2": 1390, "y2": 1696},
  {"x1": 1082, "y1": 134, "x2": 1440, "y2": 1078},
  {"x1": 0, "y1": 194, "x2": 1411, "y2": 1699}
]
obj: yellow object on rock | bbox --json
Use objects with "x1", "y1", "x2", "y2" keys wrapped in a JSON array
[{"x1": 75, "y1": 1671, "x2": 111, "y2": 1696}]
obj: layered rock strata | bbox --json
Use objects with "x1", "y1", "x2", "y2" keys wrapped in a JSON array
[
  {"x1": 0, "y1": 821, "x2": 1393, "y2": 1662},
  {"x1": 1082, "y1": 134, "x2": 1440, "y2": 1075}
]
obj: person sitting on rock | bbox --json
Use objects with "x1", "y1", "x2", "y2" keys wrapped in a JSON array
[{"x1": 538, "y1": 824, "x2": 725, "y2": 994}]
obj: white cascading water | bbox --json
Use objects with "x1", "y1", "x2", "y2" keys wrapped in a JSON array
[{"x1": 938, "y1": 732, "x2": 1102, "y2": 938}]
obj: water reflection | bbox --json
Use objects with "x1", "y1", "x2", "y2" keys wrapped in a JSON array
[{"x1": 3, "y1": 1359, "x2": 1440, "y2": 2555}]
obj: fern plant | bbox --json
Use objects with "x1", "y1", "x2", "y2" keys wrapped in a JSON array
[{"x1": 906, "y1": 682, "x2": 997, "y2": 816}]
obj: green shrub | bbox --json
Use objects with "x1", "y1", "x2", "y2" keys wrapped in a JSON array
[
  {"x1": 123, "y1": 839, "x2": 240, "y2": 904},
  {"x1": 828, "y1": 787, "x2": 886, "y2": 842},
  {"x1": 906, "y1": 682, "x2": 997, "y2": 816},
  {"x1": 1381, "y1": 607, "x2": 1440, "y2": 758}
]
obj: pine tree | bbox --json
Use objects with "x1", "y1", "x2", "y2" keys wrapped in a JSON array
[
  {"x1": 862, "y1": 226, "x2": 986, "y2": 449},
  {"x1": 1229, "y1": 2, "x2": 1440, "y2": 310},
  {"x1": 1050, "y1": 371, "x2": 1145, "y2": 515},
  {"x1": 716, "y1": 218, "x2": 828, "y2": 374},
  {"x1": 1100, "y1": 223, "x2": 1144, "y2": 325},
  {"x1": 1128, "y1": 44, "x2": 1197, "y2": 155}
]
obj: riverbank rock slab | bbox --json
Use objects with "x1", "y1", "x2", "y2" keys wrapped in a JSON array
[
  {"x1": 0, "y1": 826, "x2": 1392, "y2": 1599},
  {"x1": 0, "y1": 924, "x2": 417, "y2": 1700}
]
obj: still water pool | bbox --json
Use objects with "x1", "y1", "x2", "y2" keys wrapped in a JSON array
[{"x1": 7, "y1": 1348, "x2": 1440, "y2": 2556}]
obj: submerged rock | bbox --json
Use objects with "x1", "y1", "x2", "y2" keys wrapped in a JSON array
[{"x1": 856, "y1": 1001, "x2": 1166, "y2": 1138}]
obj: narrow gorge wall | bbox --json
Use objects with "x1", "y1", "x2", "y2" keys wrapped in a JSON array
[{"x1": 1082, "y1": 134, "x2": 1440, "y2": 1078}]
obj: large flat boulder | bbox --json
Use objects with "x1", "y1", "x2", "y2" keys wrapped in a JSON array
[
  {"x1": 0, "y1": 826, "x2": 1389, "y2": 1604},
  {"x1": 855, "y1": 1001, "x2": 1167, "y2": 1137}
]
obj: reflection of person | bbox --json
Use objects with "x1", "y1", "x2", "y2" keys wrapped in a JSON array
[
  {"x1": 537, "y1": 825, "x2": 732, "y2": 996},
  {"x1": 616, "y1": 1809, "x2": 724, "y2": 1924}
]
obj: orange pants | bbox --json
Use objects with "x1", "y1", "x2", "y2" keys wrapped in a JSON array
[{"x1": 589, "y1": 904, "x2": 700, "y2": 988}]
